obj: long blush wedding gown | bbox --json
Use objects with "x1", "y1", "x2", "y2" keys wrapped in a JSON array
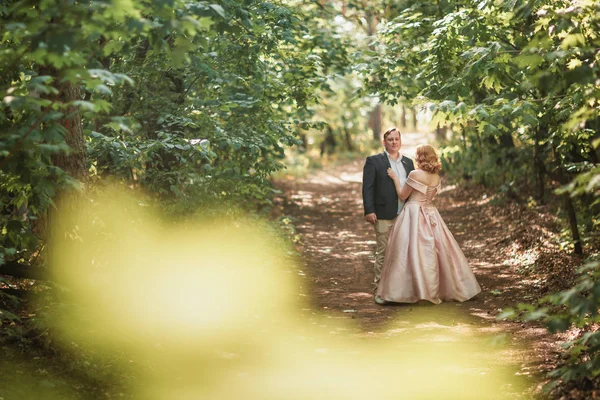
[{"x1": 376, "y1": 175, "x2": 481, "y2": 304}]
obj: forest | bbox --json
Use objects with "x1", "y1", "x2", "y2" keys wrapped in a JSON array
[{"x1": 1, "y1": 0, "x2": 599, "y2": 398}]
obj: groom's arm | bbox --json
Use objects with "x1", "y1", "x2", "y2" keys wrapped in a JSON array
[{"x1": 362, "y1": 157, "x2": 376, "y2": 218}]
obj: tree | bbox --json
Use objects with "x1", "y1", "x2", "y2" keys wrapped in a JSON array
[
  {"x1": 362, "y1": 1, "x2": 600, "y2": 393},
  {"x1": 363, "y1": 0, "x2": 600, "y2": 254},
  {"x1": 0, "y1": 0, "x2": 347, "y2": 273}
]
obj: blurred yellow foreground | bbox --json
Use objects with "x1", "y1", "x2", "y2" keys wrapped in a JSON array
[{"x1": 16, "y1": 187, "x2": 526, "y2": 399}]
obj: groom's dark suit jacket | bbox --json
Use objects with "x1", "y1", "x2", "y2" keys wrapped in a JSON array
[{"x1": 362, "y1": 152, "x2": 415, "y2": 220}]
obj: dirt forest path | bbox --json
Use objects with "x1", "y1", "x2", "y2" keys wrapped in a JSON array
[{"x1": 273, "y1": 133, "x2": 560, "y2": 398}]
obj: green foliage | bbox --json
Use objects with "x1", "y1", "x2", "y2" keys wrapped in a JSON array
[
  {"x1": 0, "y1": 278, "x2": 21, "y2": 341},
  {"x1": 501, "y1": 256, "x2": 600, "y2": 393},
  {"x1": 440, "y1": 141, "x2": 532, "y2": 188},
  {"x1": 361, "y1": 0, "x2": 600, "y2": 394},
  {"x1": 1, "y1": 0, "x2": 350, "y2": 265},
  {"x1": 363, "y1": 0, "x2": 600, "y2": 242},
  {"x1": 1, "y1": 4, "x2": 352, "y2": 383}
]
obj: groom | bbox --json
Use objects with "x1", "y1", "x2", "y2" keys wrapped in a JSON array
[{"x1": 362, "y1": 127, "x2": 414, "y2": 304}]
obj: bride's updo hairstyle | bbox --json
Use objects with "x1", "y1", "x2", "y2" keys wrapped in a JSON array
[{"x1": 415, "y1": 144, "x2": 442, "y2": 173}]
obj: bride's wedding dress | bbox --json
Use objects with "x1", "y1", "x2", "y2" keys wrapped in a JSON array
[{"x1": 376, "y1": 176, "x2": 481, "y2": 304}]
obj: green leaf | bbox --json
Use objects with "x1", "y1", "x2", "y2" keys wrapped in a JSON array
[
  {"x1": 0, "y1": 309, "x2": 20, "y2": 322},
  {"x1": 209, "y1": 4, "x2": 226, "y2": 18},
  {"x1": 198, "y1": 17, "x2": 215, "y2": 30},
  {"x1": 93, "y1": 99, "x2": 112, "y2": 113},
  {"x1": 561, "y1": 34, "x2": 585, "y2": 49},
  {"x1": 515, "y1": 54, "x2": 544, "y2": 69},
  {"x1": 71, "y1": 100, "x2": 97, "y2": 112}
]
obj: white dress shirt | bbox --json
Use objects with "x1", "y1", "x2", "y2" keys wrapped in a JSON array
[{"x1": 385, "y1": 150, "x2": 408, "y2": 214}]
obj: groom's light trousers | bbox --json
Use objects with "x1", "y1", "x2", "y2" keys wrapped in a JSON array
[{"x1": 373, "y1": 218, "x2": 396, "y2": 291}]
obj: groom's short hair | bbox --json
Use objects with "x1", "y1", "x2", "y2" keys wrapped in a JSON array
[{"x1": 383, "y1": 127, "x2": 400, "y2": 140}]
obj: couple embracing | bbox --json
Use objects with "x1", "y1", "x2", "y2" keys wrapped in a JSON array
[{"x1": 362, "y1": 127, "x2": 481, "y2": 305}]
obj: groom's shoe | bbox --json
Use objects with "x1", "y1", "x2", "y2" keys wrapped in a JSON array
[{"x1": 374, "y1": 295, "x2": 388, "y2": 305}]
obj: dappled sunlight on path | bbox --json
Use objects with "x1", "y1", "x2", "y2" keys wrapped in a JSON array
[{"x1": 274, "y1": 132, "x2": 558, "y2": 398}]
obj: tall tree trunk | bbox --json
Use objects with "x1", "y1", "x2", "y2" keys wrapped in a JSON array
[
  {"x1": 53, "y1": 82, "x2": 87, "y2": 182},
  {"x1": 370, "y1": 103, "x2": 382, "y2": 141},
  {"x1": 435, "y1": 122, "x2": 447, "y2": 141},
  {"x1": 400, "y1": 105, "x2": 407, "y2": 128},
  {"x1": 366, "y1": 11, "x2": 382, "y2": 142},
  {"x1": 534, "y1": 126, "x2": 546, "y2": 204},
  {"x1": 459, "y1": 124, "x2": 471, "y2": 180},
  {"x1": 410, "y1": 106, "x2": 417, "y2": 130},
  {"x1": 341, "y1": 116, "x2": 354, "y2": 151},
  {"x1": 34, "y1": 66, "x2": 87, "y2": 244},
  {"x1": 320, "y1": 125, "x2": 337, "y2": 156},
  {"x1": 589, "y1": 133, "x2": 599, "y2": 163},
  {"x1": 552, "y1": 142, "x2": 583, "y2": 255},
  {"x1": 47, "y1": 81, "x2": 88, "y2": 281},
  {"x1": 344, "y1": 126, "x2": 354, "y2": 151},
  {"x1": 564, "y1": 194, "x2": 583, "y2": 255},
  {"x1": 460, "y1": 124, "x2": 467, "y2": 152}
]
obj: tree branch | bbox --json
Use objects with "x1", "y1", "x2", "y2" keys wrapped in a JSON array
[
  {"x1": 183, "y1": 75, "x2": 203, "y2": 98},
  {"x1": 0, "y1": 261, "x2": 48, "y2": 280}
]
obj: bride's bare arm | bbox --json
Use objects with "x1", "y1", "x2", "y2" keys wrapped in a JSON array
[
  {"x1": 387, "y1": 168, "x2": 413, "y2": 200},
  {"x1": 398, "y1": 182, "x2": 413, "y2": 201}
]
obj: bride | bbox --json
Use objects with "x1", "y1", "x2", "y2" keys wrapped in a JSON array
[{"x1": 376, "y1": 144, "x2": 481, "y2": 304}]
